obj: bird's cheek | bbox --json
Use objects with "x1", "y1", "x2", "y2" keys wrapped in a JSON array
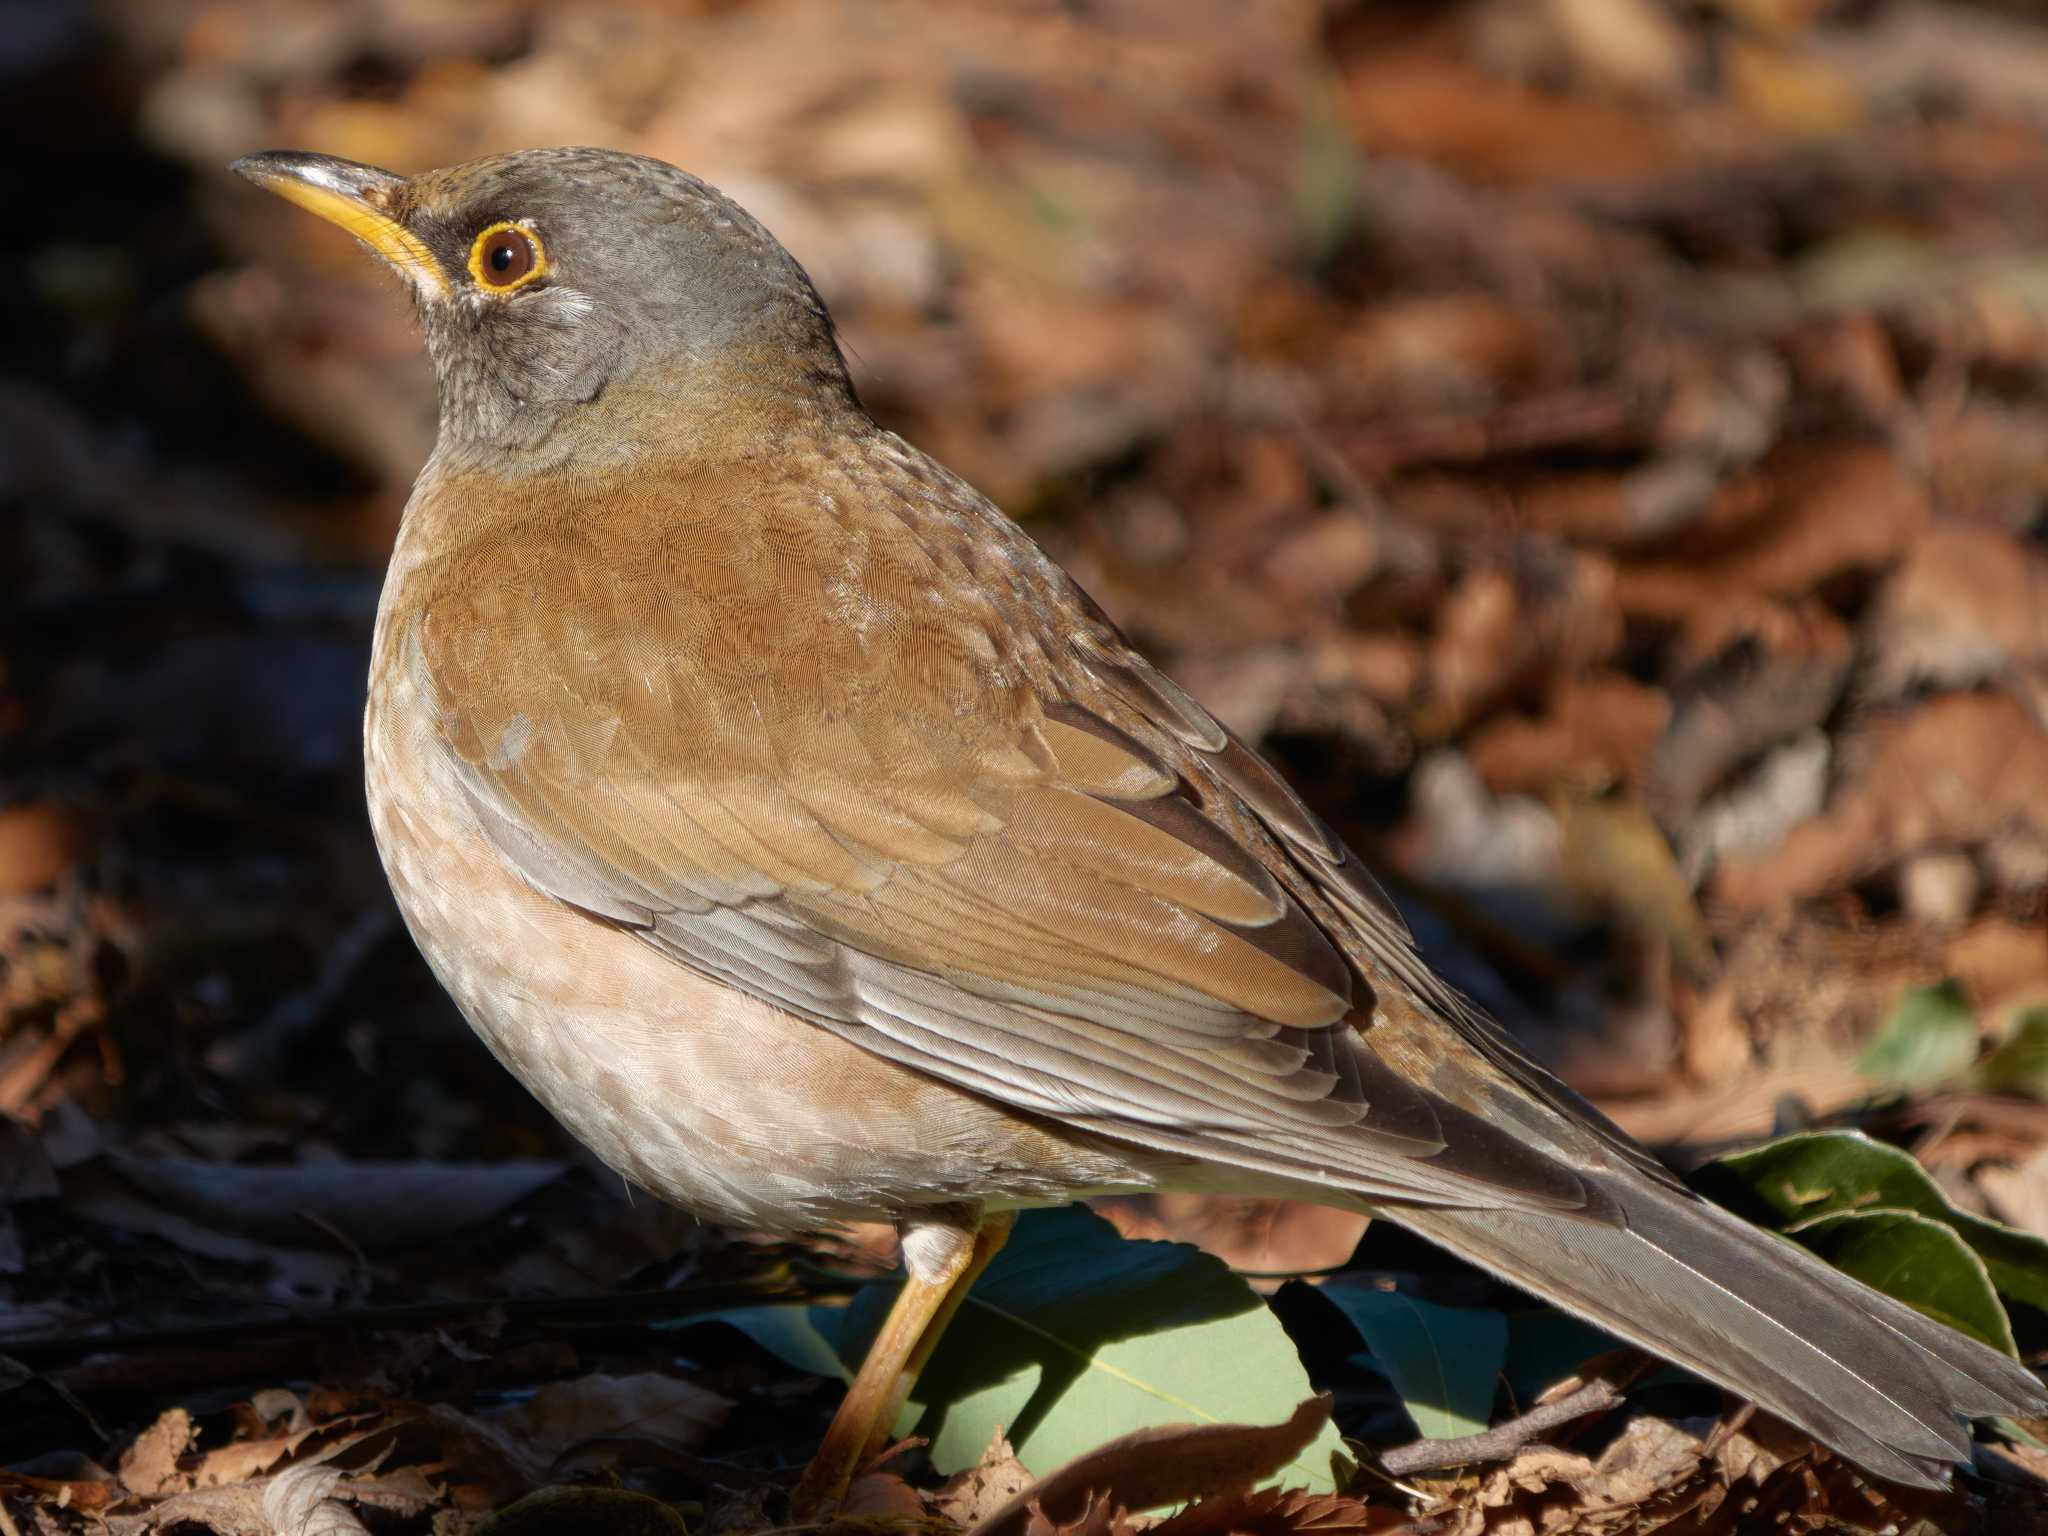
[{"x1": 509, "y1": 299, "x2": 628, "y2": 407}]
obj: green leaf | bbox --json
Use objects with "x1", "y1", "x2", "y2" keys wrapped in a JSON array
[
  {"x1": 1857, "y1": 980, "x2": 1979, "y2": 1089},
  {"x1": 1978, "y1": 1006, "x2": 2048, "y2": 1099},
  {"x1": 1785, "y1": 1208, "x2": 2016, "y2": 1355},
  {"x1": 699, "y1": 1302, "x2": 851, "y2": 1382},
  {"x1": 858, "y1": 1207, "x2": 1348, "y2": 1490},
  {"x1": 685, "y1": 1211, "x2": 1345, "y2": 1488},
  {"x1": 1698, "y1": 1129, "x2": 2048, "y2": 1348},
  {"x1": 1320, "y1": 1286, "x2": 1506, "y2": 1440},
  {"x1": 1501, "y1": 1311, "x2": 1628, "y2": 1403}
]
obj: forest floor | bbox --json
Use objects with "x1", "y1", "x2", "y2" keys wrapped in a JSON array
[{"x1": 4, "y1": 2, "x2": 2047, "y2": 1532}]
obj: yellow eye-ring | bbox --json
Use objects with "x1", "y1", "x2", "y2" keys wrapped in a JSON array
[{"x1": 468, "y1": 222, "x2": 546, "y2": 291}]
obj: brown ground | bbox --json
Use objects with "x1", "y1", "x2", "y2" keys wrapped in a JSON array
[{"x1": 3, "y1": 2, "x2": 2046, "y2": 1532}]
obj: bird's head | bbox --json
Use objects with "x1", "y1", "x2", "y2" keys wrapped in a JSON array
[{"x1": 233, "y1": 147, "x2": 853, "y2": 463}]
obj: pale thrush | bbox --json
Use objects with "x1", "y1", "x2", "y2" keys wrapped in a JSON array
[{"x1": 232, "y1": 146, "x2": 2044, "y2": 1501}]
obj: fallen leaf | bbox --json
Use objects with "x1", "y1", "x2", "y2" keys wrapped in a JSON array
[
  {"x1": 844, "y1": 1473, "x2": 926, "y2": 1520},
  {"x1": 965, "y1": 1396, "x2": 1335, "y2": 1536},
  {"x1": 1150, "y1": 1486, "x2": 1421, "y2": 1536},
  {"x1": 935, "y1": 1430, "x2": 1037, "y2": 1528},
  {"x1": 1865, "y1": 521, "x2": 2048, "y2": 698},
  {"x1": 487, "y1": 1372, "x2": 730, "y2": 1464},
  {"x1": 1616, "y1": 442, "x2": 1929, "y2": 623},
  {"x1": 1978, "y1": 1147, "x2": 2048, "y2": 1239},
  {"x1": 1716, "y1": 692, "x2": 2048, "y2": 909},
  {"x1": 118, "y1": 1407, "x2": 195, "y2": 1499}
]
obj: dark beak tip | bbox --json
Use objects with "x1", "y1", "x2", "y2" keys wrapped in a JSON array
[
  {"x1": 227, "y1": 150, "x2": 406, "y2": 200},
  {"x1": 225, "y1": 150, "x2": 441, "y2": 290},
  {"x1": 229, "y1": 150, "x2": 326, "y2": 193}
]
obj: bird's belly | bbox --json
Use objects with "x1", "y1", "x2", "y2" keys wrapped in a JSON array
[{"x1": 361, "y1": 669, "x2": 1162, "y2": 1232}]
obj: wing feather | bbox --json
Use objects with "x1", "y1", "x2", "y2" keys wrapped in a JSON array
[{"x1": 407, "y1": 458, "x2": 1605, "y2": 1216}]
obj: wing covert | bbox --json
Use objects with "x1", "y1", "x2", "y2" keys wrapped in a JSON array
[{"x1": 403, "y1": 461, "x2": 1605, "y2": 1213}]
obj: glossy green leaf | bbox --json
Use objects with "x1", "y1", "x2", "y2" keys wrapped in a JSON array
[
  {"x1": 699, "y1": 1302, "x2": 851, "y2": 1382},
  {"x1": 1320, "y1": 1285, "x2": 1507, "y2": 1440},
  {"x1": 831, "y1": 1207, "x2": 1350, "y2": 1489},
  {"x1": 1856, "y1": 980, "x2": 1979, "y2": 1089},
  {"x1": 1501, "y1": 1310, "x2": 1630, "y2": 1403},
  {"x1": 687, "y1": 1210, "x2": 1346, "y2": 1487},
  {"x1": 1698, "y1": 1129, "x2": 2048, "y2": 1346},
  {"x1": 1787, "y1": 1208, "x2": 2016, "y2": 1355}
]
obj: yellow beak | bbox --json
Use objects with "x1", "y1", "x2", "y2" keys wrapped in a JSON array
[{"x1": 232, "y1": 151, "x2": 449, "y2": 299}]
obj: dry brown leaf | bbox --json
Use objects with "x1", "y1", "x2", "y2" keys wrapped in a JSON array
[
  {"x1": 118, "y1": 1406, "x2": 195, "y2": 1499},
  {"x1": 1616, "y1": 442, "x2": 1929, "y2": 623},
  {"x1": 485, "y1": 1371, "x2": 730, "y2": 1466},
  {"x1": 935, "y1": 1430, "x2": 1037, "y2": 1529},
  {"x1": 1977, "y1": 1146, "x2": 2048, "y2": 1239},
  {"x1": 1652, "y1": 599, "x2": 1851, "y2": 826},
  {"x1": 0, "y1": 801, "x2": 81, "y2": 898},
  {"x1": 1653, "y1": 1439, "x2": 1954, "y2": 1536},
  {"x1": 1715, "y1": 691, "x2": 2048, "y2": 909},
  {"x1": 1576, "y1": 1416, "x2": 1703, "y2": 1510},
  {"x1": 1782, "y1": 313, "x2": 1905, "y2": 427},
  {"x1": 1676, "y1": 982, "x2": 1754, "y2": 1086},
  {"x1": 1595, "y1": 1057, "x2": 1867, "y2": 1145},
  {"x1": 1329, "y1": 296, "x2": 1570, "y2": 418},
  {"x1": 106, "y1": 1483, "x2": 269, "y2": 1536},
  {"x1": 1811, "y1": 1, "x2": 2048, "y2": 124},
  {"x1": 1866, "y1": 520, "x2": 2048, "y2": 699},
  {"x1": 1429, "y1": 1415, "x2": 1711, "y2": 1535},
  {"x1": 1016, "y1": 1489, "x2": 1125, "y2": 1536},
  {"x1": 1305, "y1": 634, "x2": 1424, "y2": 710},
  {"x1": 1513, "y1": 0, "x2": 1693, "y2": 101},
  {"x1": 0, "y1": 1470, "x2": 119, "y2": 1516},
  {"x1": 1437, "y1": 1443, "x2": 1595, "y2": 1536},
  {"x1": 261, "y1": 1461, "x2": 370, "y2": 1536},
  {"x1": 190, "y1": 1429, "x2": 316, "y2": 1491},
  {"x1": 1344, "y1": 54, "x2": 1681, "y2": 184},
  {"x1": 1150, "y1": 1486, "x2": 1422, "y2": 1536},
  {"x1": 844, "y1": 1472, "x2": 927, "y2": 1521},
  {"x1": 965, "y1": 1397, "x2": 1334, "y2": 1536},
  {"x1": 1423, "y1": 568, "x2": 1526, "y2": 739},
  {"x1": 1264, "y1": 514, "x2": 1385, "y2": 609},
  {"x1": 1941, "y1": 921, "x2": 2048, "y2": 1015},
  {"x1": 1924, "y1": 399, "x2": 2048, "y2": 531},
  {"x1": 1465, "y1": 674, "x2": 1669, "y2": 798},
  {"x1": 1421, "y1": 553, "x2": 1622, "y2": 741}
]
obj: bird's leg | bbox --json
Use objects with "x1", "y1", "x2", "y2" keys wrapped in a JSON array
[
  {"x1": 790, "y1": 1207, "x2": 1016, "y2": 1516},
  {"x1": 863, "y1": 1209, "x2": 1016, "y2": 1459}
]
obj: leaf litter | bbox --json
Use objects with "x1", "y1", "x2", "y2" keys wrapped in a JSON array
[{"x1": 6, "y1": 0, "x2": 2048, "y2": 1531}]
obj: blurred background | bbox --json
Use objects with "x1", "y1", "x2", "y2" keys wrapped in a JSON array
[{"x1": 3, "y1": 0, "x2": 2047, "y2": 1488}]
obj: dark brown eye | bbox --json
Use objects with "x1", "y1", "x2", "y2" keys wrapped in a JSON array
[{"x1": 468, "y1": 222, "x2": 545, "y2": 291}]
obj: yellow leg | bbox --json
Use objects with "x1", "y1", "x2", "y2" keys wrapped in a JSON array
[{"x1": 791, "y1": 1210, "x2": 1015, "y2": 1516}]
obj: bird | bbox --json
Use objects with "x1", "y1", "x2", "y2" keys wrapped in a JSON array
[{"x1": 233, "y1": 145, "x2": 2043, "y2": 1505}]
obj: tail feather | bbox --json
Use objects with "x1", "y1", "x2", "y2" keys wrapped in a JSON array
[{"x1": 1389, "y1": 1178, "x2": 2047, "y2": 1488}]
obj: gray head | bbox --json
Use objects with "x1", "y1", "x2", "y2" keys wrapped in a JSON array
[{"x1": 232, "y1": 147, "x2": 855, "y2": 460}]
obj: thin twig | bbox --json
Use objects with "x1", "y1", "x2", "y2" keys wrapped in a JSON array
[
  {"x1": 1379, "y1": 1379, "x2": 1624, "y2": 1476},
  {"x1": 1699, "y1": 1398, "x2": 1756, "y2": 1465}
]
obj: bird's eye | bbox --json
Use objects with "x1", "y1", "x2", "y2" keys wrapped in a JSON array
[{"x1": 468, "y1": 222, "x2": 545, "y2": 292}]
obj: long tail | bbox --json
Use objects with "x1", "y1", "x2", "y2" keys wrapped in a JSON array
[{"x1": 1388, "y1": 1175, "x2": 2047, "y2": 1488}]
